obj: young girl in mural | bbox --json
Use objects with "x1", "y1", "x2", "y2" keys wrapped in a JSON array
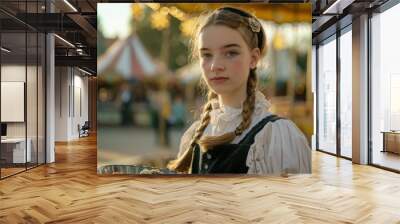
[{"x1": 167, "y1": 7, "x2": 311, "y2": 175}]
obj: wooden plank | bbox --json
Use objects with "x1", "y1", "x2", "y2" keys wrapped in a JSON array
[{"x1": 0, "y1": 135, "x2": 399, "y2": 223}]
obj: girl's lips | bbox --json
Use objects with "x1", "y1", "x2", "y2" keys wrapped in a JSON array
[
  {"x1": 210, "y1": 77, "x2": 229, "y2": 81},
  {"x1": 209, "y1": 77, "x2": 229, "y2": 84}
]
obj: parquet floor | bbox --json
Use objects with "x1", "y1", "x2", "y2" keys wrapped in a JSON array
[
  {"x1": 1, "y1": 135, "x2": 400, "y2": 223},
  {"x1": 1, "y1": 167, "x2": 26, "y2": 177}
]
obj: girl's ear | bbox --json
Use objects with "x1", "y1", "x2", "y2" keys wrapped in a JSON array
[{"x1": 250, "y1": 48, "x2": 261, "y2": 69}]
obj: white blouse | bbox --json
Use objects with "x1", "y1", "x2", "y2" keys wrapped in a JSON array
[{"x1": 177, "y1": 91, "x2": 311, "y2": 175}]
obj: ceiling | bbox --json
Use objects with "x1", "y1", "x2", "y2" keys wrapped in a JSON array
[
  {"x1": 311, "y1": 0, "x2": 389, "y2": 44},
  {"x1": 0, "y1": 0, "x2": 314, "y2": 76},
  {"x1": 0, "y1": 0, "x2": 97, "y2": 74},
  {"x1": 0, "y1": 0, "x2": 395, "y2": 74}
]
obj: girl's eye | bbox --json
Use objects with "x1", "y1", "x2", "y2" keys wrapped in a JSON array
[
  {"x1": 200, "y1": 53, "x2": 212, "y2": 59},
  {"x1": 225, "y1": 51, "x2": 239, "y2": 57}
]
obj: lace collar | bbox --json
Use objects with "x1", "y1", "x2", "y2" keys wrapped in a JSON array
[{"x1": 209, "y1": 91, "x2": 271, "y2": 124}]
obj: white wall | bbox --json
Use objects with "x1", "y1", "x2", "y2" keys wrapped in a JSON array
[
  {"x1": 54, "y1": 67, "x2": 89, "y2": 141},
  {"x1": 55, "y1": 67, "x2": 69, "y2": 141},
  {"x1": 1, "y1": 65, "x2": 26, "y2": 81}
]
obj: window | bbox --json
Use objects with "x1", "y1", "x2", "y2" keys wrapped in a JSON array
[
  {"x1": 371, "y1": 2, "x2": 400, "y2": 171},
  {"x1": 317, "y1": 36, "x2": 337, "y2": 154},
  {"x1": 0, "y1": 1, "x2": 47, "y2": 179},
  {"x1": 339, "y1": 27, "x2": 352, "y2": 158}
]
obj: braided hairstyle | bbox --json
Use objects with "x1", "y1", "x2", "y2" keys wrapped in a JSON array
[{"x1": 167, "y1": 7, "x2": 266, "y2": 173}]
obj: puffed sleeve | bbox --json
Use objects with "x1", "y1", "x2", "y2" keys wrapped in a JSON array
[
  {"x1": 176, "y1": 121, "x2": 200, "y2": 158},
  {"x1": 246, "y1": 119, "x2": 311, "y2": 175}
]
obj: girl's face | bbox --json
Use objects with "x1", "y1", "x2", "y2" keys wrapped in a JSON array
[{"x1": 198, "y1": 25, "x2": 260, "y2": 96}]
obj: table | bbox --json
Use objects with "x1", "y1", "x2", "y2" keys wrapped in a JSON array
[
  {"x1": 1, "y1": 138, "x2": 31, "y2": 164},
  {"x1": 381, "y1": 131, "x2": 400, "y2": 154},
  {"x1": 97, "y1": 165, "x2": 177, "y2": 175}
]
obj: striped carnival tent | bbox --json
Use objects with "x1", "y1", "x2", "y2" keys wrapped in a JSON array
[{"x1": 98, "y1": 34, "x2": 162, "y2": 81}]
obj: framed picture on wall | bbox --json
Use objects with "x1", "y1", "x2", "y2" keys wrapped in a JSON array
[{"x1": 1, "y1": 81, "x2": 25, "y2": 122}]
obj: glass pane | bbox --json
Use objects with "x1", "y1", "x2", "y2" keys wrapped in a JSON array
[
  {"x1": 27, "y1": 31, "x2": 38, "y2": 169},
  {"x1": 26, "y1": 0, "x2": 40, "y2": 168},
  {"x1": 317, "y1": 37, "x2": 337, "y2": 154},
  {"x1": 340, "y1": 29, "x2": 352, "y2": 158},
  {"x1": 0, "y1": 1, "x2": 46, "y2": 178},
  {"x1": 371, "y1": 4, "x2": 400, "y2": 171},
  {"x1": 38, "y1": 32, "x2": 45, "y2": 165},
  {"x1": 1, "y1": 30, "x2": 27, "y2": 177}
]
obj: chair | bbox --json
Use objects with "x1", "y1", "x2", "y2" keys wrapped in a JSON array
[{"x1": 78, "y1": 121, "x2": 90, "y2": 138}]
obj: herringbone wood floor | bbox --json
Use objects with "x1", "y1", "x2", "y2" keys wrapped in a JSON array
[{"x1": 1, "y1": 135, "x2": 400, "y2": 224}]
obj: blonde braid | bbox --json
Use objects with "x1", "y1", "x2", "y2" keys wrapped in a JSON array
[
  {"x1": 167, "y1": 91, "x2": 217, "y2": 172},
  {"x1": 234, "y1": 70, "x2": 257, "y2": 136},
  {"x1": 199, "y1": 70, "x2": 258, "y2": 151}
]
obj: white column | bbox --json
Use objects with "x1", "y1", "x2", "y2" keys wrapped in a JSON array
[
  {"x1": 45, "y1": 1, "x2": 55, "y2": 163},
  {"x1": 46, "y1": 33, "x2": 55, "y2": 163},
  {"x1": 352, "y1": 14, "x2": 369, "y2": 164}
]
